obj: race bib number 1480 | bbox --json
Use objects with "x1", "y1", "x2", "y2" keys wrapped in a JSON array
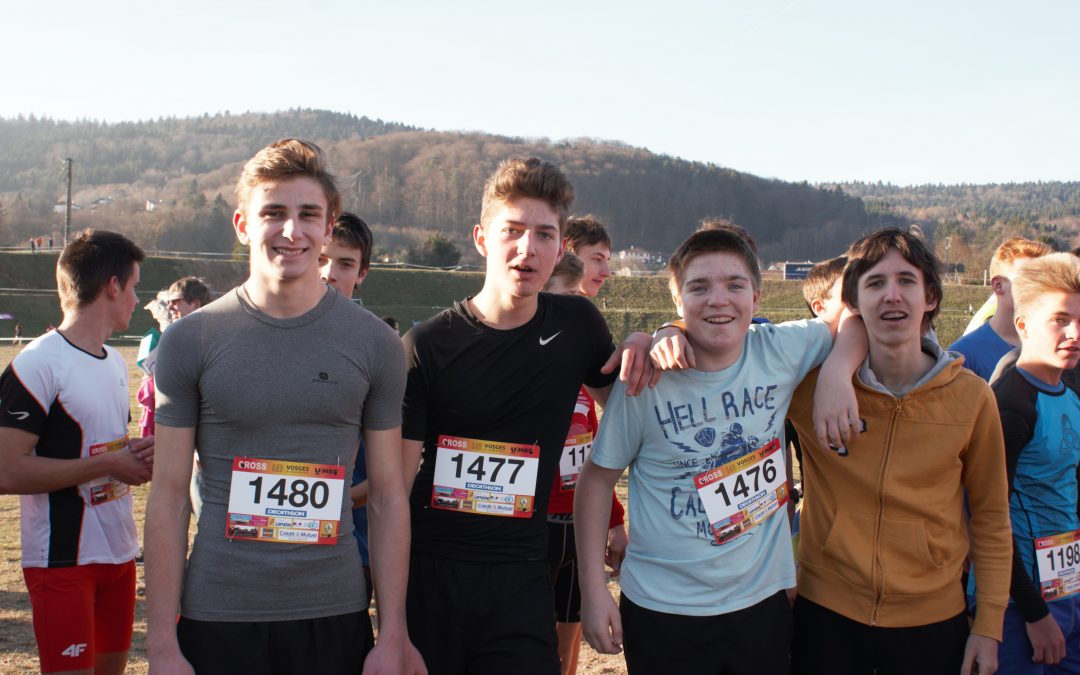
[{"x1": 226, "y1": 457, "x2": 345, "y2": 545}]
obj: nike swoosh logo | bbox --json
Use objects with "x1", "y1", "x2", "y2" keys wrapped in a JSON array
[
  {"x1": 539, "y1": 331, "x2": 562, "y2": 346},
  {"x1": 7, "y1": 410, "x2": 29, "y2": 421}
]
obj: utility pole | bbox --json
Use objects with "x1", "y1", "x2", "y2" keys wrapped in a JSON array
[{"x1": 63, "y1": 158, "x2": 73, "y2": 246}]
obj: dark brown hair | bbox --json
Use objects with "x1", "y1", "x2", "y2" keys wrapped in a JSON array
[
  {"x1": 842, "y1": 227, "x2": 942, "y2": 329},
  {"x1": 331, "y1": 212, "x2": 373, "y2": 273},
  {"x1": 57, "y1": 229, "x2": 145, "y2": 310},
  {"x1": 668, "y1": 228, "x2": 761, "y2": 292},
  {"x1": 564, "y1": 214, "x2": 611, "y2": 252}
]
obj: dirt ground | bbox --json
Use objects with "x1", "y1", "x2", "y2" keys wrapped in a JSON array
[{"x1": 0, "y1": 344, "x2": 631, "y2": 674}]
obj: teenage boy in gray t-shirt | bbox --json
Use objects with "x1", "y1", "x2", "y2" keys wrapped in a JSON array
[{"x1": 145, "y1": 139, "x2": 423, "y2": 675}]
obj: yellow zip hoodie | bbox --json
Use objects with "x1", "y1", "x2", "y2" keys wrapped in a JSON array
[{"x1": 789, "y1": 347, "x2": 1011, "y2": 640}]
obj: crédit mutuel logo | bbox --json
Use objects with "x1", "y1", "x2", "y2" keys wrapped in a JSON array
[{"x1": 312, "y1": 371, "x2": 338, "y2": 385}]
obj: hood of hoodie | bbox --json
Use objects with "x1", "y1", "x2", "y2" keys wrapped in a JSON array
[{"x1": 858, "y1": 336, "x2": 965, "y2": 398}]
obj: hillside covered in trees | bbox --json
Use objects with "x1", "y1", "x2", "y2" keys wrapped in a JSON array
[
  {"x1": 1, "y1": 110, "x2": 1076, "y2": 265},
  {"x1": 830, "y1": 181, "x2": 1080, "y2": 270}
]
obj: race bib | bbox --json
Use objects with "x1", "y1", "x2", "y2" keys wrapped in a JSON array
[
  {"x1": 559, "y1": 432, "x2": 592, "y2": 492},
  {"x1": 694, "y1": 437, "x2": 789, "y2": 545},
  {"x1": 226, "y1": 458, "x2": 345, "y2": 545},
  {"x1": 1035, "y1": 530, "x2": 1080, "y2": 601},
  {"x1": 85, "y1": 436, "x2": 131, "y2": 506},
  {"x1": 431, "y1": 435, "x2": 539, "y2": 518}
]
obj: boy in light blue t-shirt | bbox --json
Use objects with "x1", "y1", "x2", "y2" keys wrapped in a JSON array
[{"x1": 574, "y1": 228, "x2": 862, "y2": 675}]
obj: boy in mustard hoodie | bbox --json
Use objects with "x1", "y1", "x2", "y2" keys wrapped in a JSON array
[{"x1": 787, "y1": 228, "x2": 1012, "y2": 675}]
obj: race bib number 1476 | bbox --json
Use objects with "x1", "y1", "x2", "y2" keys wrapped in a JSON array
[{"x1": 694, "y1": 438, "x2": 788, "y2": 545}]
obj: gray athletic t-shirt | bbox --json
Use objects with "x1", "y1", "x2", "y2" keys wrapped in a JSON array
[{"x1": 155, "y1": 285, "x2": 405, "y2": 621}]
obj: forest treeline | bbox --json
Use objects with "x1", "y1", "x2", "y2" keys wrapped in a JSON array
[{"x1": 1, "y1": 110, "x2": 1076, "y2": 265}]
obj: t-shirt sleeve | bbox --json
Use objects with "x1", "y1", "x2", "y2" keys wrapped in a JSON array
[
  {"x1": 590, "y1": 380, "x2": 643, "y2": 471},
  {"x1": 360, "y1": 322, "x2": 407, "y2": 431},
  {"x1": 401, "y1": 326, "x2": 428, "y2": 442},
  {"x1": 0, "y1": 354, "x2": 56, "y2": 436},
  {"x1": 154, "y1": 317, "x2": 203, "y2": 428},
  {"x1": 758, "y1": 318, "x2": 833, "y2": 383},
  {"x1": 580, "y1": 300, "x2": 617, "y2": 390}
]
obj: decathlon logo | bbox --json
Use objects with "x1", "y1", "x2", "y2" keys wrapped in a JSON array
[{"x1": 62, "y1": 643, "x2": 87, "y2": 658}]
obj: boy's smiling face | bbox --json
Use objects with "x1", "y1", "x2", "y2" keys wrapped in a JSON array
[{"x1": 673, "y1": 251, "x2": 760, "y2": 371}]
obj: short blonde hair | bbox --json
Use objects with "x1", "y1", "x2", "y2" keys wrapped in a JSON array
[
  {"x1": 1012, "y1": 252, "x2": 1080, "y2": 317},
  {"x1": 989, "y1": 237, "x2": 1052, "y2": 279},
  {"x1": 235, "y1": 138, "x2": 341, "y2": 220}
]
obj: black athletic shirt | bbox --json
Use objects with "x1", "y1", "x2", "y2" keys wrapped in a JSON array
[{"x1": 403, "y1": 294, "x2": 616, "y2": 562}]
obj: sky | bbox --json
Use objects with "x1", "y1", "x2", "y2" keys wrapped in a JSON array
[{"x1": 3, "y1": 0, "x2": 1077, "y2": 186}]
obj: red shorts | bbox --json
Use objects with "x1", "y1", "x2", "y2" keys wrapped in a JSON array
[{"x1": 23, "y1": 561, "x2": 136, "y2": 673}]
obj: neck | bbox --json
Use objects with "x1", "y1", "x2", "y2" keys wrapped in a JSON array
[
  {"x1": 867, "y1": 337, "x2": 934, "y2": 392},
  {"x1": 1016, "y1": 353, "x2": 1063, "y2": 386},
  {"x1": 57, "y1": 308, "x2": 113, "y2": 356},
  {"x1": 469, "y1": 286, "x2": 538, "y2": 329},
  {"x1": 987, "y1": 308, "x2": 1019, "y2": 345},
  {"x1": 691, "y1": 341, "x2": 744, "y2": 373},
  {"x1": 243, "y1": 275, "x2": 325, "y2": 319}
]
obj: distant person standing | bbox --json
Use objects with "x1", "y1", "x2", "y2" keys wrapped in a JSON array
[
  {"x1": 0, "y1": 229, "x2": 154, "y2": 675},
  {"x1": 13, "y1": 322, "x2": 23, "y2": 345}
]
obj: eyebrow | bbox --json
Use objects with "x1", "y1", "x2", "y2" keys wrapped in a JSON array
[
  {"x1": 260, "y1": 202, "x2": 324, "y2": 213},
  {"x1": 685, "y1": 274, "x2": 750, "y2": 286},
  {"x1": 506, "y1": 220, "x2": 558, "y2": 232},
  {"x1": 864, "y1": 270, "x2": 919, "y2": 282}
]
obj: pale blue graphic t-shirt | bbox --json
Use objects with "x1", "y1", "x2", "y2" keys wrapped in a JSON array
[{"x1": 591, "y1": 319, "x2": 832, "y2": 616}]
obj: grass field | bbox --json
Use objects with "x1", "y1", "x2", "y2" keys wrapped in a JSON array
[{"x1": 0, "y1": 277, "x2": 994, "y2": 672}]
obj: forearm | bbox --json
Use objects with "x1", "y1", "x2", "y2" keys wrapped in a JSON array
[
  {"x1": 144, "y1": 479, "x2": 193, "y2": 656},
  {"x1": 144, "y1": 424, "x2": 196, "y2": 657},
  {"x1": 574, "y1": 461, "x2": 621, "y2": 593},
  {"x1": 824, "y1": 312, "x2": 867, "y2": 374},
  {"x1": 367, "y1": 474, "x2": 411, "y2": 642},
  {"x1": 0, "y1": 451, "x2": 114, "y2": 494}
]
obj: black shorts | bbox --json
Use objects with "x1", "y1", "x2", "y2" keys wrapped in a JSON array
[
  {"x1": 791, "y1": 596, "x2": 968, "y2": 675},
  {"x1": 407, "y1": 553, "x2": 559, "y2": 675},
  {"x1": 621, "y1": 591, "x2": 792, "y2": 675},
  {"x1": 547, "y1": 520, "x2": 581, "y2": 623},
  {"x1": 177, "y1": 610, "x2": 373, "y2": 675}
]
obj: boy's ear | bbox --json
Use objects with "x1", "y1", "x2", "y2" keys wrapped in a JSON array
[
  {"x1": 472, "y1": 223, "x2": 487, "y2": 257},
  {"x1": 990, "y1": 275, "x2": 1008, "y2": 298},
  {"x1": 672, "y1": 291, "x2": 684, "y2": 319},
  {"x1": 355, "y1": 267, "x2": 369, "y2": 289},
  {"x1": 233, "y1": 209, "x2": 249, "y2": 245},
  {"x1": 1014, "y1": 313, "x2": 1028, "y2": 339},
  {"x1": 105, "y1": 275, "x2": 122, "y2": 299}
]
